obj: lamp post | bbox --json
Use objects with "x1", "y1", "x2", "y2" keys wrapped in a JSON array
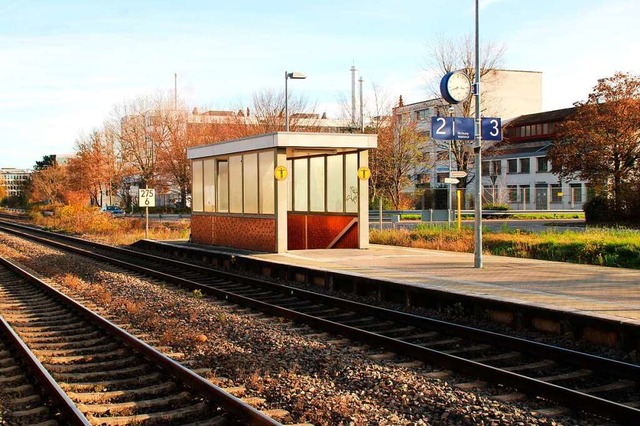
[{"x1": 284, "y1": 71, "x2": 307, "y2": 131}]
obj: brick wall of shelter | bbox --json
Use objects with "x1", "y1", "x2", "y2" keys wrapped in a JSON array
[{"x1": 190, "y1": 214, "x2": 276, "y2": 252}]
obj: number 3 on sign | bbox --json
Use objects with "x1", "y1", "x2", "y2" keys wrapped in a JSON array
[{"x1": 138, "y1": 188, "x2": 156, "y2": 207}]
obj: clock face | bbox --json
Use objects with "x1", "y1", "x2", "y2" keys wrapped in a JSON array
[{"x1": 447, "y1": 72, "x2": 471, "y2": 103}]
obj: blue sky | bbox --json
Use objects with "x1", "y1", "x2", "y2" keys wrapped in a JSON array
[{"x1": 2, "y1": 0, "x2": 639, "y2": 169}]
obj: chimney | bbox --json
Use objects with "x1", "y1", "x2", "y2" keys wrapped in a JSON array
[{"x1": 351, "y1": 65, "x2": 357, "y2": 125}]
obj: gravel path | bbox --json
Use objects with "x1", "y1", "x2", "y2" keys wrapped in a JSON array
[{"x1": 0, "y1": 232, "x2": 612, "y2": 425}]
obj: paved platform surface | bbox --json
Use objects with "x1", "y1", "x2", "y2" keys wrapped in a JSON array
[{"x1": 250, "y1": 245, "x2": 640, "y2": 326}]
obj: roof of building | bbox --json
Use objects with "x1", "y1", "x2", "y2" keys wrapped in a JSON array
[{"x1": 506, "y1": 107, "x2": 575, "y2": 126}]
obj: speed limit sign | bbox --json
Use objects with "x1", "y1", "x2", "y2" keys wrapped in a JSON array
[{"x1": 138, "y1": 188, "x2": 156, "y2": 207}]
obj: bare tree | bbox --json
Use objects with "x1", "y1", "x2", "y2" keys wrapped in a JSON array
[{"x1": 370, "y1": 92, "x2": 429, "y2": 209}]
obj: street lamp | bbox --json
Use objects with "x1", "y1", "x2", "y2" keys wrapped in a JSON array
[{"x1": 285, "y1": 71, "x2": 307, "y2": 131}]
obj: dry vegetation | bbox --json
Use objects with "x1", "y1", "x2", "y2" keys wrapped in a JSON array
[{"x1": 30, "y1": 205, "x2": 189, "y2": 245}]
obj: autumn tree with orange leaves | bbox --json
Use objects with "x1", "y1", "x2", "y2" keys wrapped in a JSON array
[{"x1": 549, "y1": 72, "x2": 640, "y2": 220}]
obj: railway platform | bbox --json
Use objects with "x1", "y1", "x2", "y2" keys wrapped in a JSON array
[
  {"x1": 254, "y1": 244, "x2": 640, "y2": 326},
  {"x1": 139, "y1": 240, "x2": 640, "y2": 351}
]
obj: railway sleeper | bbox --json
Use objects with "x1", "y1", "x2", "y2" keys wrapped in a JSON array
[
  {"x1": 443, "y1": 343, "x2": 492, "y2": 355},
  {"x1": 0, "y1": 383, "x2": 34, "y2": 397},
  {"x1": 502, "y1": 359, "x2": 556, "y2": 373},
  {"x1": 44, "y1": 354, "x2": 138, "y2": 372},
  {"x1": 577, "y1": 379, "x2": 636, "y2": 394},
  {"x1": 58, "y1": 371, "x2": 164, "y2": 392},
  {"x1": 6, "y1": 406, "x2": 51, "y2": 424},
  {"x1": 16, "y1": 324, "x2": 95, "y2": 338},
  {"x1": 0, "y1": 364, "x2": 20, "y2": 375},
  {"x1": 27, "y1": 335, "x2": 110, "y2": 350},
  {"x1": 0, "y1": 373, "x2": 28, "y2": 386},
  {"x1": 33, "y1": 341, "x2": 120, "y2": 357},
  {"x1": 15, "y1": 320, "x2": 90, "y2": 333},
  {"x1": 77, "y1": 390, "x2": 192, "y2": 415},
  {"x1": 536, "y1": 369, "x2": 592, "y2": 383},
  {"x1": 19, "y1": 329, "x2": 103, "y2": 344},
  {"x1": 85, "y1": 401, "x2": 212, "y2": 426},
  {"x1": 51, "y1": 363, "x2": 151, "y2": 382},
  {"x1": 4, "y1": 393, "x2": 42, "y2": 409},
  {"x1": 66, "y1": 381, "x2": 178, "y2": 403}
]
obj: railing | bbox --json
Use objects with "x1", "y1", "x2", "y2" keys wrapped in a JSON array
[{"x1": 369, "y1": 209, "x2": 584, "y2": 222}]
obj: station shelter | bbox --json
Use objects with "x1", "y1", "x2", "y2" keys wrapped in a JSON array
[{"x1": 187, "y1": 132, "x2": 377, "y2": 253}]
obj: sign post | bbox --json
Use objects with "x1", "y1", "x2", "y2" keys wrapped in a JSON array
[{"x1": 139, "y1": 188, "x2": 156, "y2": 239}]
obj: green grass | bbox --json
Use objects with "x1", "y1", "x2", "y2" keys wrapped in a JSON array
[{"x1": 370, "y1": 225, "x2": 640, "y2": 269}]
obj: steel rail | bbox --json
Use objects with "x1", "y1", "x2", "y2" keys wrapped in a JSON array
[
  {"x1": 1, "y1": 220, "x2": 639, "y2": 424},
  {"x1": 0, "y1": 315, "x2": 90, "y2": 425},
  {"x1": 0, "y1": 254, "x2": 282, "y2": 426}
]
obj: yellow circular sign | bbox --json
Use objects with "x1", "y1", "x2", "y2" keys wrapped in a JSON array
[
  {"x1": 357, "y1": 166, "x2": 371, "y2": 180},
  {"x1": 274, "y1": 166, "x2": 288, "y2": 181}
]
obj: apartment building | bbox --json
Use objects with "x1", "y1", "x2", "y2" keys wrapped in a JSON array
[
  {"x1": 1, "y1": 168, "x2": 31, "y2": 198},
  {"x1": 482, "y1": 107, "x2": 588, "y2": 210}
]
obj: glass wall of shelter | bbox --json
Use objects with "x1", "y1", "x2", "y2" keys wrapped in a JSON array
[{"x1": 191, "y1": 148, "x2": 360, "y2": 216}]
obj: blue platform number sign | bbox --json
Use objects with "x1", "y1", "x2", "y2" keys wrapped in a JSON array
[
  {"x1": 453, "y1": 117, "x2": 474, "y2": 141},
  {"x1": 431, "y1": 117, "x2": 475, "y2": 141},
  {"x1": 481, "y1": 117, "x2": 502, "y2": 141},
  {"x1": 431, "y1": 116, "x2": 453, "y2": 140}
]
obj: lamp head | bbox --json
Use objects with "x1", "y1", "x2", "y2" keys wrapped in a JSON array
[{"x1": 287, "y1": 72, "x2": 307, "y2": 79}]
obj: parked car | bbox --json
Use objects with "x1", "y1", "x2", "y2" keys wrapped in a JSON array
[{"x1": 101, "y1": 205, "x2": 125, "y2": 217}]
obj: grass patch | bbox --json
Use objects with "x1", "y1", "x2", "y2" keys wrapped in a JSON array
[{"x1": 370, "y1": 225, "x2": 640, "y2": 269}]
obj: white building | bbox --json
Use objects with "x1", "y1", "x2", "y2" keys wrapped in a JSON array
[
  {"x1": 482, "y1": 107, "x2": 587, "y2": 210},
  {"x1": 0, "y1": 168, "x2": 31, "y2": 198}
]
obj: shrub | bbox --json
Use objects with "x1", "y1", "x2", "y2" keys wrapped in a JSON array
[
  {"x1": 482, "y1": 203, "x2": 510, "y2": 211},
  {"x1": 583, "y1": 195, "x2": 610, "y2": 223}
]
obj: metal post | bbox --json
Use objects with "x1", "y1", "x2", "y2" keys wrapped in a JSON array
[
  {"x1": 474, "y1": 0, "x2": 483, "y2": 268},
  {"x1": 457, "y1": 189, "x2": 462, "y2": 230},
  {"x1": 145, "y1": 185, "x2": 149, "y2": 239},
  {"x1": 285, "y1": 71, "x2": 289, "y2": 131},
  {"x1": 448, "y1": 107, "x2": 454, "y2": 225}
]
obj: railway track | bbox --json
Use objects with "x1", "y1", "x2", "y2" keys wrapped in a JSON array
[
  {"x1": 1, "y1": 220, "x2": 639, "y2": 424},
  {"x1": 0, "y1": 251, "x2": 283, "y2": 425},
  {"x1": 1, "y1": 312, "x2": 86, "y2": 425}
]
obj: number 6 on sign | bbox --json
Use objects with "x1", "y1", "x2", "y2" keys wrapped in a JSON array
[{"x1": 138, "y1": 188, "x2": 156, "y2": 207}]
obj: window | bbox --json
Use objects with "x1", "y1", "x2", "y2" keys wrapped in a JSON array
[
  {"x1": 543, "y1": 123, "x2": 549, "y2": 134},
  {"x1": 259, "y1": 152, "x2": 275, "y2": 214},
  {"x1": 345, "y1": 153, "x2": 358, "y2": 213},
  {"x1": 482, "y1": 161, "x2": 490, "y2": 176},
  {"x1": 571, "y1": 183, "x2": 583, "y2": 204},
  {"x1": 537, "y1": 157, "x2": 548, "y2": 173},
  {"x1": 416, "y1": 109, "x2": 430, "y2": 121},
  {"x1": 309, "y1": 156, "x2": 325, "y2": 212},
  {"x1": 203, "y1": 158, "x2": 216, "y2": 212},
  {"x1": 192, "y1": 160, "x2": 203, "y2": 212},
  {"x1": 217, "y1": 160, "x2": 229, "y2": 212},
  {"x1": 326, "y1": 155, "x2": 344, "y2": 212},
  {"x1": 520, "y1": 185, "x2": 531, "y2": 204},
  {"x1": 507, "y1": 159, "x2": 517, "y2": 174},
  {"x1": 243, "y1": 153, "x2": 258, "y2": 214},
  {"x1": 507, "y1": 185, "x2": 518, "y2": 202},
  {"x1": 492, "y1": 160, "x2": 502, "y2": 176},
  {"x1": 551, "y1": 184, "x2": 563, "y2": 203},
  {"x1": 293, "y1": 158, "x2": 308, "y2": 211},
  {"x1": 519, "y1": 158, "x2": 530, "y2": 174},
  {"x1": 229, "y1": 155, "x2": 243, "y2": 213}
]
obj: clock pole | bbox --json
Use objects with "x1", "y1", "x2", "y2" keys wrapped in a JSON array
[{"x1": 473, "y1": 0, "x2": 483, "y2": 268}]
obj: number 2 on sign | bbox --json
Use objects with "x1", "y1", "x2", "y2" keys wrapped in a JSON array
[{"x1": 435, "y1": 117, "x2": 447, "y2": 135}]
